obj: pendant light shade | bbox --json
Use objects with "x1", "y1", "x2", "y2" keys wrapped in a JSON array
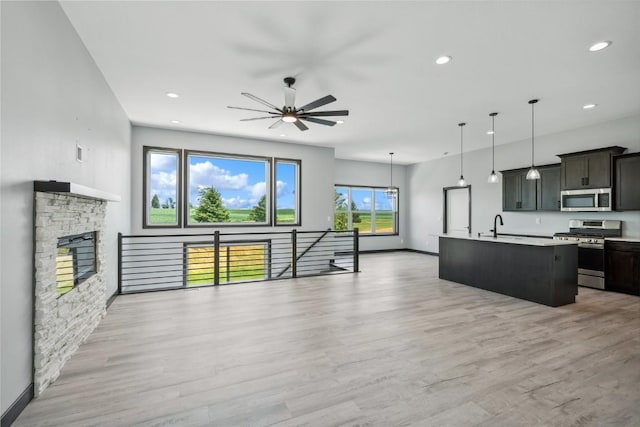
[
  {"x1": 526, "y1": 99, "x2": 540, "y2": 180},
  {"x1": 384, "y1": 152, "x2": 397, "y2": 198},
  {"x1": 458, "y1": 122, "x2": 466, "y2": 186},
  {"x1": 487, "y1": 112, "x2": 499, "y2": 183}
]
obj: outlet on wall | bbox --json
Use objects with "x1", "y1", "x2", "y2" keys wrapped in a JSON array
[{"x1": 536, "y1": 217, "x2": 541, "y2": 225}]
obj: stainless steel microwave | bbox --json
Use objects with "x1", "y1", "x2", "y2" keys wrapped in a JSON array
[{"x1": 560, "y1": 188, "x2": 612, "y2": 212}]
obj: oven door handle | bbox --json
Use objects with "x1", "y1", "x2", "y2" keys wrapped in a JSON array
[{"x1": 579, "y1": 243, "x2": 604, "y2": 249}]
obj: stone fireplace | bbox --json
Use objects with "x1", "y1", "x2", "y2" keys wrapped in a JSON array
[{"x1": 33, "y1": 182, "x2": 119, "y2": 396}]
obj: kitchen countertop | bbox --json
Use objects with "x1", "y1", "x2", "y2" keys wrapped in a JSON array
[
  {"x1": 605, "y1": 237, "x2": 640, "y2": 243},
  {"x1": 441, "y1": 233, "x2": 578, "y2": 247}
]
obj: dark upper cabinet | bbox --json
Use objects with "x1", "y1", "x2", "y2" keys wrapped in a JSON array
[
  {"x1": 537, "y1": 164, "x2": 561, "y2": 211},
  {"x1": 558, "y1": 146, "x2": 626, "y2": 190},
  {"x1": 615, "y1": 153, "x2": 640, "y2": 211},
  {"x1": 605, "y1": 240, "x2": 640, "y2": 296},
  {"x1": 502, "y1": 168, "x2": 536, "y2": 211}
]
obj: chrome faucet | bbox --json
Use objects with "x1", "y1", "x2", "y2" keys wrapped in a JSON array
[{"x1": 491, "y1": 214, "x2": 504, "y2": 238}]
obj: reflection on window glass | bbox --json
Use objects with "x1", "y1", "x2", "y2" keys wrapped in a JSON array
[
  {"x1": 275, "y1": 160, "x2": 299, "y2": 224},
  {"x1": 374, "y1": 189, "x2": 395, "y2": 234},
  {"x1": 147, "y1": 150, "x2": 179, "y2": 226},
  {"x1": 187, "y1": 153, "x2": 270, "y2": 225},
  {"x1": 333, "y1": 186, "x2": 398, "y2": 235}
]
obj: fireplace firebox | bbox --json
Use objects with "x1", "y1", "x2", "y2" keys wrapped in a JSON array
[{"x1": 56, "y1": 231, "x2": 97, "y2": 296}]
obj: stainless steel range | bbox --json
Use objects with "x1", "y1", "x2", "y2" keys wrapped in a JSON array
[{"x1": 553, "y1": 219, "x2": 622, "y2": 289}]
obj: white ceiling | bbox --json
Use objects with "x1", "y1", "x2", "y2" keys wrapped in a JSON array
[{"x1": 60, "y1": 1, "x2": 640, "y2": 165}]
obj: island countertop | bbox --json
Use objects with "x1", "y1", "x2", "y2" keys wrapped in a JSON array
[{"x1": 441, "y1": 233, "x2": 578, "y2": 247}]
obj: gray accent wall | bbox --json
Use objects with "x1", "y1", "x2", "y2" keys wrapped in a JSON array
[
  {"x1": 1, "y1": 1, "x2": 131, "y2": 413},
  {"x1": 407, "y1": 114, "x2": 640, "y2": 253}
]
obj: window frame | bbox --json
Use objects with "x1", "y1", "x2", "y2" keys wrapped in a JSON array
[
  {"x1": 183, "y1": 149, "x2": 272, "y2": 228},
  {"x1": 273, "y1": 158, "x2": 302, "y2": 226},
  {"x1": 143, "y1": 146, "x2": 183, "y2": 229},
  {"x1": 334, "y1": 184, "x2": 399, "y2": 236}
]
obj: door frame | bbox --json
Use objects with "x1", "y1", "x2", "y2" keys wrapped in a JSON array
[{"x1": 442, "y1": 185, "x2": 472, "y2": 234}]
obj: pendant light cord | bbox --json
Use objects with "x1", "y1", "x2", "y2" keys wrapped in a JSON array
[
  {"x1": 389, "y1": 152, "x2": 393, "y2": 188},
  {"x1": 458, "y1": 123, "x2": 465, "y2": 176},
  {"x1": 491, "y1": 115, "x2": 495, "y2": 171},
  {"x1": 529, "y1": 99, "x2": 538, "y2": 167}
]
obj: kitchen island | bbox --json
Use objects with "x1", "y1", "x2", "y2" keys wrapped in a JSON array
[{"x1": 439, "y1": 234, "x2": 578, "y2": 307}]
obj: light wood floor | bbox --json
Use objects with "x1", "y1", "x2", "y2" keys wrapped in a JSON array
[{"x1": 15, "y1": 252, "x2": 640, "y2": 426}]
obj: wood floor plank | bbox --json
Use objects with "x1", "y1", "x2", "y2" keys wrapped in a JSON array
[{"x1": 13, "y1": 252, "x2": 640, "y2": 426}]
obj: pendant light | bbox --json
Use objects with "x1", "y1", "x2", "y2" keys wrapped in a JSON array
[
  {"x1": 384, "y1": 152, "x2": 397, "y2": 198},
  {"x1": 526, "y1": 99, "x2": 541, "y2": 180},
  {"x1": 487, "y1": 112, "x2": 499, "y2": 183},
  {"x1": 457, "y1": 122, "x2": 467, "y2": 186}
]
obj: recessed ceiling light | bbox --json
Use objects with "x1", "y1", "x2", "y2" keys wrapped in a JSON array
[
  {"x1": 589, "y1": 41, "x2": 611, "y2": 52},
  {"x1": 487, "y1": 130, "x2": 495, "y2": 135},
  {"x1": 435, "y1": 55, "x2": 452, "y2": 65},
  {"x1": 166, "y1": 92, "x2": 179, "y2": 98},
  {"x1": 583, "y1": 104, "x2": 597, "y2": 110},
  {"x1": 336, "y1": 120, "x2": 344, "y2": 124},
  {"x1": 279, "y1": 134, "x2": 286, "y2": 137}
]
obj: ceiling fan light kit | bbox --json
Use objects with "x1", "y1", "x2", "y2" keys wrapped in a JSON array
[{"x1": 228, "y1": 77, "x2": 349, "y2": 132}]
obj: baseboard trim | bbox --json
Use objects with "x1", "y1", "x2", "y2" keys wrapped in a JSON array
[
  {"x1": 1, "y1": 383, "x2": 33, "y2": 427},
  {"x1": 106, "y1": 291, "x2": 118, "y2": 309},
  {"x1": 358, "y1": 248, "x2": 439, "y2": 256},
  {"x1": 402, "y1": 248, "x2": 439, "y2": 256},
  {"x1": 359, "y1": 248, "x2": 403, "y2": 254}
]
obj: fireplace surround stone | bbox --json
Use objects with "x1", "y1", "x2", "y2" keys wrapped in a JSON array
[{"x1": 33, "y1": 191, "x2": 108, "y2": 396}]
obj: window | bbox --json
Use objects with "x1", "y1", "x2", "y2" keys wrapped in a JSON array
[
  {"x1": 143, "y1": 146, "x2": 302, "y2": 228},
  {"x1": 274, "y1": 159, "x2": 300, "y2": 225},
  {"x1": 144, "y1": 147, "x2": 181, "y2": 227},
  {"x1": 334, "y1": 185, "x2": 398, "y2": 235},
  {"x1": 186, "y1": 151, "x2": 271, "y2": 226}
]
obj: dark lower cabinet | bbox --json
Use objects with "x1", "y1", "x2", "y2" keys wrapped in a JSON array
[
  {"x1": 615, "y1": 153, "x2": 640, "y2": 211},
  {"x1": 605, "y1": 241, "x2": 640, "y2": 296}
]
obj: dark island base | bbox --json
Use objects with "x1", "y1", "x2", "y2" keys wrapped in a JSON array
[{"x1": 439, "y1": 237, "x2": 578, "y2": 307}]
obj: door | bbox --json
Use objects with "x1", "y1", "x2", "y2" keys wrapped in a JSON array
[
  {"x1": 562, "y1": 155, "x2": 586, "y2": 189},
  {"x1": 444, "y1": 186, "x2": 471, "y2": 234},
  {"x1": 537, "y1": 166, "x2": 561, "y2": 211},
  {"x1": 616, "y1": 154, "x2": 640, "y2": 210},
  {"x1": 585, "y1": 152, "x2": 611, "y2": 188},
  {"x1": 503, "y1": 172, "x2": 519, "y2": 211}
]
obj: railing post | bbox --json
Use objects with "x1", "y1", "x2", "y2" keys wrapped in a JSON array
[
  {"x1": 353, "y1": 228, "x2": 359, "y2": 273},
  {"x1": 291, "y1": 229, "x2": 297, "y2": 278},
  {"x1": 117, "y1": 232, "x2": 123, "y2": 294},
  {"x1": 214, "y1": 231, "x2": 220, "y2": 286}
]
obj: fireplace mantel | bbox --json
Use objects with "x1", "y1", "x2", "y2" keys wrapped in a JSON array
[{"x1": 34, "y1": 180, "x2": 121, "y2": 202}]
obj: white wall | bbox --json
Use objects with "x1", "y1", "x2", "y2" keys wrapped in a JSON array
[
  {"x1": 131, "y1": 126, "x2": 335, "y2": 234},
  {"x1": 0, "y1": 1, "x2": 131, "y2": 413},
  {"x1": 408, "y1": 114, "x2": 640, "y2": 253},
  {"x1": 335, "y1": 159, "x2": 408, "y2": 251}
]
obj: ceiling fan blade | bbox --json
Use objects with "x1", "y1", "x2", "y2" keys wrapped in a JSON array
[
  {"x1": 299, "y1": 110, "x2": 349, "y2": 117},
  {"x1": 293, "y1": 120, "x2": 309, "y2": 131},
  {"x1": 228, "y1": 106, "x2": 279, "y2": 114},
  {"x1": 299, "y1": 95, "x2": 336, "y2": 112},
  {"x1": 241, "y1": 92, "x2": 282, "y2": 112},
  {"x1": 284, "y1": 86, "x2": 296, "y2": 108},
  {"x1": 269, "y1": 119, "x2": 284, "y2": 129},
  {"x1": 299, "y1": 117, "x2": 336, "y2": 126},
  {"x1": 240, "y1": 116, "x2": 282, "y2": 121}
]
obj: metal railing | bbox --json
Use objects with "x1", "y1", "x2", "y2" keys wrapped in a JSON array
[{"x1": 117, "y1": 229, "x2": 359, "y2": 294}]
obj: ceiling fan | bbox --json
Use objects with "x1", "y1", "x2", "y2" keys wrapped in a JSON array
[{"x1": 227, "y1": 77, "x2": 349, "y2": 131}]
